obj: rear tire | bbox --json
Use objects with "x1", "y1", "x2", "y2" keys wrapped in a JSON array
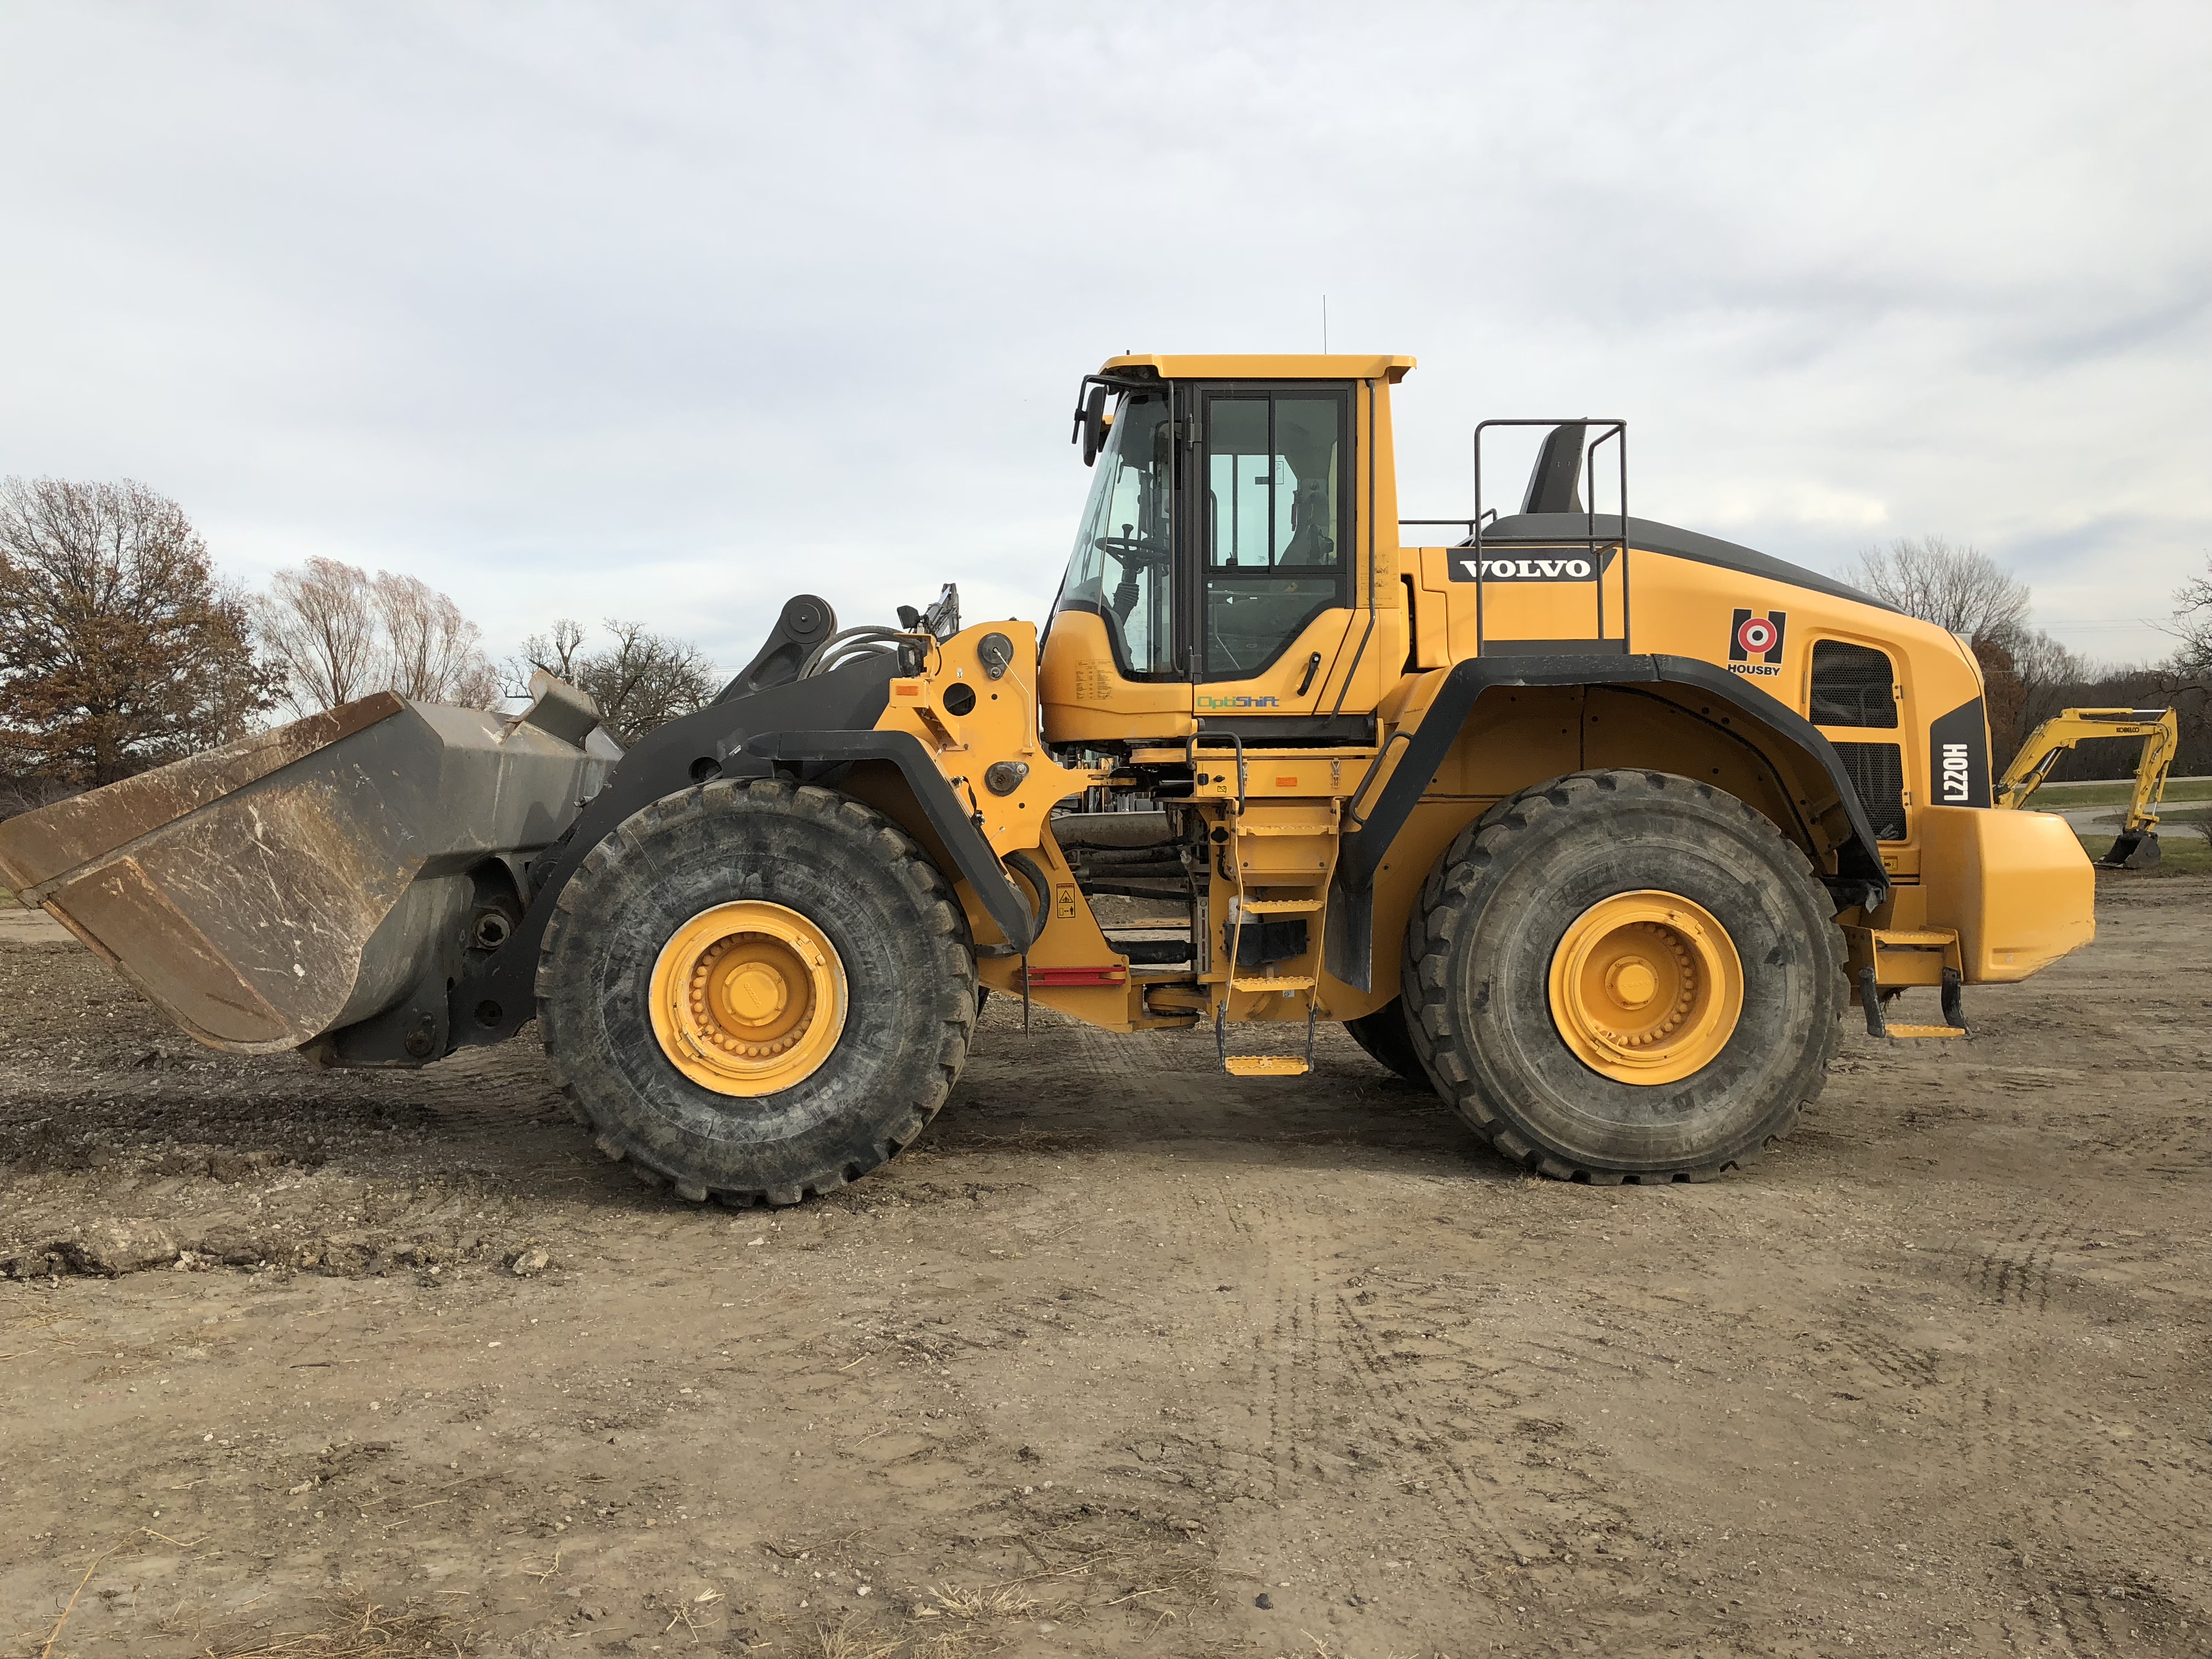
[
  {"x1": 538, "y1": 778, "x2": 975, "y2": 1204},
  {"x1": 1402, "y1": 769, "x2": 1842, "y2": 1182},
  {"x1": 1344, "y1": 998, "x2": 1432, "y2": 1088}
]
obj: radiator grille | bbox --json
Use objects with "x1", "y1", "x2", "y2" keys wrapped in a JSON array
[
  {"x1": 1810, "y1": 640, "x2": 1898, "y2": 728},
  {"x1": 1834, "y1": 741, "x2": 1907, "y2": 840}
]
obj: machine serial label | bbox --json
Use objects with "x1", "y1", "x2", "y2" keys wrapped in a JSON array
[
  {"x1": 1928, "y1": 698, "x2": 1993, "y2": 808},
  {"x1": 1939, "y1": 742, "x2": 1972, "y2": 804},
  {"x1": 1074, "y1": 659, "x2": 1113, "y2": 702}
]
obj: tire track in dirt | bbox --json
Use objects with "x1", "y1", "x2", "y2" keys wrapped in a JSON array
[
  {"x1": 1138, "y1": 1165, "x2": 1674, "y2": 1643},
  {"x1": 1062, "y1": 1024, "x2": 1210, "y2": 1141},
  {"x1": 2080, "y1": 1113, "x2": 2212, "y2": 1178},
  {"x1": 1971, "y1": 1207, "x2": 2081, "y2": 1313}
]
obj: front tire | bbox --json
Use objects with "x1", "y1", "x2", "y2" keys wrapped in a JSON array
[
  {"x1": 1403, "y1": 769, "x2": 1843, "y2": 1183},
  {"x1": 539, "y1": 778, "x2": 976, "y2": 1205},
  {"x1": 1344, "y1": 997, "x2": 1431, "y2": 1088}
]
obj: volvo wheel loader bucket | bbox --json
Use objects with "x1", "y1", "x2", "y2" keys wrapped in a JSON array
[{"x1": 0, "y1": 678, "x2": 618, "y2": 1056}]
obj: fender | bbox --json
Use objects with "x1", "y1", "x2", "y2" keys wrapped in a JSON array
[
  {"x1": 1325, "y1": 653, "x2": 1891, "y2": 990},
  {"x1": 436, "y1": 654, "x2": 1039, "y2": 1058},
  {"x1": 742, "y1": 729, "x2": 1042, "y2": 955}
]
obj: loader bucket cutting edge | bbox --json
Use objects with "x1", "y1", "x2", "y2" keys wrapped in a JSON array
[{"x1": 0, "y1": 687, "x2": 616, "y2": 1056}]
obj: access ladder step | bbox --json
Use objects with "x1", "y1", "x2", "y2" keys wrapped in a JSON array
[
  {"x1": 1229, "y1": 975, "x2": 1317, "y2": 993},
  {"x1": 1223, "y1": 1056, "x2": 1312, "y2": 1077},
  {"x1": 1233, "y1": 899, "x2": 1324, "y2": 915}
]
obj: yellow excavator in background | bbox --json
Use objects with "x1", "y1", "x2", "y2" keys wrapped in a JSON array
[{"x1": 1995, "y1": 707, "x2": 2179, "y2": 869}]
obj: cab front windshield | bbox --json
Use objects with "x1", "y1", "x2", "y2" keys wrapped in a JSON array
[{"x1": 1053, "y1": 391, "x2": 1175, "y2": 676}]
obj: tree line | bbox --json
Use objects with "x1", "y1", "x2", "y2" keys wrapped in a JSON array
[
  {"x1": 3, "y1": 475, "x2": 2209, "y2": 819},
  {"x1": 1843, "y1": 536, "x2": 2212, "y2": 780},
  {"x1": 0, "y1": 477, "x2": 720, "y2": 817}
]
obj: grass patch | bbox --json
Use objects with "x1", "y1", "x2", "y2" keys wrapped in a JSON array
[
  {"x1": 2078, "y1": 833, "x2": 2212, "y2": 876},
  {"x1": 2030, "y1": 776, "x2": 2212, "y2": 808}
]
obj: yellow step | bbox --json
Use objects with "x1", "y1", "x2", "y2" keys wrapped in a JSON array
[
  {"x1": 1223, "y1": 1056, "x2": 1312, "y2": 1077},
  {"x1": 1230, "y1": 975, "x2": 1316, "y2": 993},
  {"x1": 1884, "y1": 1024, "x2": 1967, "y2": 1040},
  {"x1": 1233, "y1": 899, "x2": 1323, "y2": 915}
]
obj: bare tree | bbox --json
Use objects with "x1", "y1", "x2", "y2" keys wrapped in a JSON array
[
  {"x1": 516, "y1": 618, "x2": 588, "y2": 684},
  {"x1": 2010, "y1": 625, "x2": 2092, "y2": 744},
  {"x1": 373, "y1": 571, "x2": 500, "y2": 707},
  {"x1": 515, "y1": 618, "x2": 716, "y2": 744},
  {"x1": 1846, "y1": 537, "x2": 2032, "y2": 646},
  {"x1": 259, "y1": 557, "x2": 499, "y2": 714},
  {"x1": 2011, "y1": 627, "x2": 2087, "y2": 689},
  {"x1": 0, "y1": 477, "x2": 273, "y2": 788},
  {"x1": 0, "y1": 770, "x2": 85, "y2": 823},
  {"x1": 258, "y1": 557, "x2": 382, "y2": 716},
  {"x1": 1968, "y1": 635, "x2": 2028, "y2": 759},
  {"x1": 2157, "y1": 562, "x2": 2212, "y2": 771},
  {"x1": 2173, "y1": 562, "x2": 2212, "y2": 679}
]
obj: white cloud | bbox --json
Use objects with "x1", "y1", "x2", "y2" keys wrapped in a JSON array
[{"x1": 2, "y1": 1, "x2": 2205, "y2": 672}]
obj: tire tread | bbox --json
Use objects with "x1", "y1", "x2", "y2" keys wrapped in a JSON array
[
  {"x1": 1401, "y1": 768, "x2": 1844, "y2": 1183},
  {"x1": 540, "y1": 778, "x2": 976, "y2": 1207}
]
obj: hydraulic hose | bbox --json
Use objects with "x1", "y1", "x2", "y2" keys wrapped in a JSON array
[{"x1": 799, "y1": 626, "x2": 907, "y2": 678}]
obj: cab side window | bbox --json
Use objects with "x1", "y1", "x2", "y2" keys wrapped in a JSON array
[{"x1": 1201, "y1": 391, "x2": 1348, "y2": 679}]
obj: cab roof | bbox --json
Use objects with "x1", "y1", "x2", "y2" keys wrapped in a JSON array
[{"x1": 1099, "y1": 353, "x2": 1415, "y2": 383}]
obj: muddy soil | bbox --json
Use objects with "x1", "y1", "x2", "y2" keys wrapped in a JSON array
[{"x1": 1, "y1": 879, "x2": 2207, "y2": 1658}]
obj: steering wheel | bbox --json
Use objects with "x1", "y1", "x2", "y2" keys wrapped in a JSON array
[{"x1": 1094, "y1": 534, "x2": 1169, "y2": 568}]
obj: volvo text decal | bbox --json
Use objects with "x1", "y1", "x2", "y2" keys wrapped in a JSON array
[
  {"x1": 1727, "y1": 608, "x2": 1787, "y2": 676},
  {"x1": 1449, "y1": 545, "x2": 1617, "y2": 583}
]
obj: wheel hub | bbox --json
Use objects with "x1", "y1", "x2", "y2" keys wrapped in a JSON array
[
  {"x1": 1548, "y1": 891, "x2": 1745, "y2": 1085},
  {"x1": 651, "y1": 901, "x2": 848, "y2": 1096}
]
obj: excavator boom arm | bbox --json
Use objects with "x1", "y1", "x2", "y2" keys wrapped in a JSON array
[
  {"x1": 1995, "y1": 707, "x2": 2176, "y2": 828},
  {"x1": 1994, "y1": 706, "x2": 2177, "y2": 870}
]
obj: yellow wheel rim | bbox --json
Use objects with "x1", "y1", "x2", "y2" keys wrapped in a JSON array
[
  {"x1": 648, "y1": 901, "x2": 848, "y2": 1097},
  {"x1": 1548, "y1": 890, "x2": 1744, "y2": 1085}
]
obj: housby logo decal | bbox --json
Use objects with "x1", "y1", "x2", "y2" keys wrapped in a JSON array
[{"x1": 1728, "y1": 608, "x2": 1786, "y2": 676}]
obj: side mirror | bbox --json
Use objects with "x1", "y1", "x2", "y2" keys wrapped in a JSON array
[{"x1": 1076, "y1": 385, "x2": 1110, "y2": 467}]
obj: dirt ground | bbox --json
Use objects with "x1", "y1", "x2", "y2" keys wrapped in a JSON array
[{"x1": 1, "y1": 878, "x2": 2207, "y2": 1659}]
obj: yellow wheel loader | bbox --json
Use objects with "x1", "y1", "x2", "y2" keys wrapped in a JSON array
[{"x1": 0, "y1": 354, "x2": 2099, "y2": 1198}]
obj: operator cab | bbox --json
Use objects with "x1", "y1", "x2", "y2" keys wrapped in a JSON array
[{"x1": 1040, "y1": 354, "x2": 1413, "y2": 749}]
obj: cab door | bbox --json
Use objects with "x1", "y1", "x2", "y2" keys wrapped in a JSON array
[{"x1": 1187, "y1": 383, "x2": 1361, "y2": 737}]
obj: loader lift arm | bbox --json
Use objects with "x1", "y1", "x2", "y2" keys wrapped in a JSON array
[{"x1": 1994, "y1": 706, "x2": 2178, "y2": 869}]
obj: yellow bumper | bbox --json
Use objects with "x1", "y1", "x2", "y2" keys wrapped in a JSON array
[{"x1": 1918, "y1": 805, "x2": 2095, "y2": 983}]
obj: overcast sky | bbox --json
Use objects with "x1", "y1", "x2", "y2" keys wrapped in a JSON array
[{"x1": 3, "y1": 2, "x2": 2207, "y2": 674}]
